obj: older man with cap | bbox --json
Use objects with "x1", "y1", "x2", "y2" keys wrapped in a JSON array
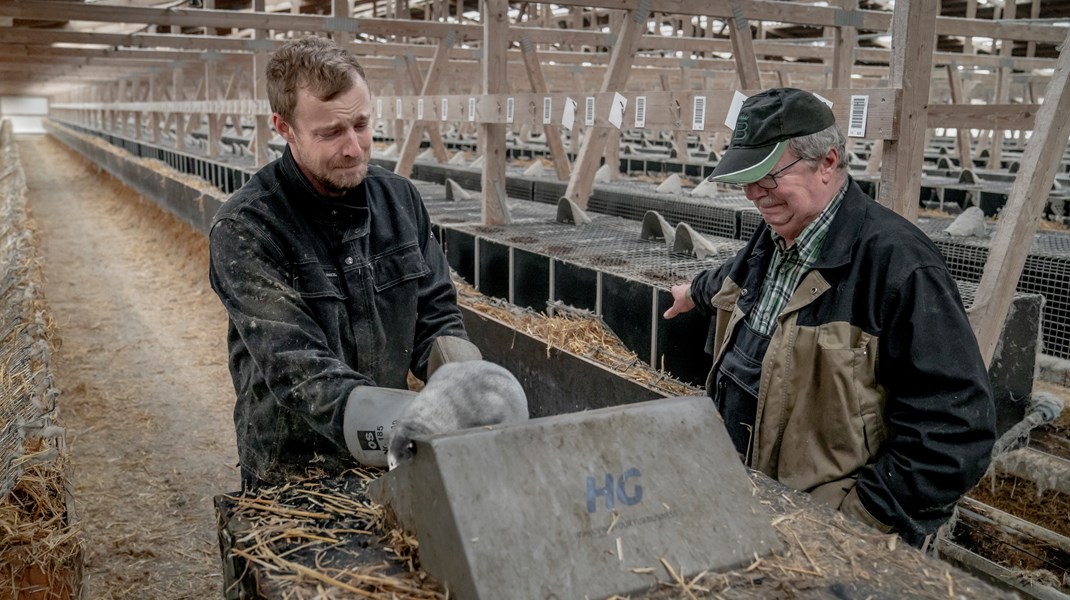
[{"x1": 663, "y1": 88, "x2": 995, "y2": 546}]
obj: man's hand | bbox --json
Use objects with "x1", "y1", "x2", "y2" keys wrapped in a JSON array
[{"x1": 663, "y1": 283, "x2": 696, "y2": 320}]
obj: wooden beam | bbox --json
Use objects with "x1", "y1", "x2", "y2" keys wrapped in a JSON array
[
  {"x1": 831, "y1": 0, "x2": 857, "y2": 88},
  {"x1": 969, "y1": 30, "x2": 1070, "y2": 366},
  {"x1": 481, "y1": 0, "x2": 510, "y2": 225},
  {"x1": 877, "y1": 0, "x2": 937, "y2": 221},
  {"x1": 395, "y1": 40, "x2": 452, "y2": 178},
  {"x1": 727, "y1": 4, "x2": 761, "y2": 90},
  {"x1": 944, "y1": 64, "x2": 973, "y2": 169},
  {"x1": 519, "y1": 33, "x2": 571, "y2": 181},
  {"x1": 251, "y1": 0, "x2": 272, "y2": 167},
  {"x1": 986, "y1": 0, "x2": 1016, "y2": 170},
  {"x1": 563, "y1": 7, "x2": 646, "y2": 209}
]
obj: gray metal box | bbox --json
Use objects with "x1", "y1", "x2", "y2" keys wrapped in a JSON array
[{"x1": 369, "y1": 396, "x2": 783, "y2": 600}]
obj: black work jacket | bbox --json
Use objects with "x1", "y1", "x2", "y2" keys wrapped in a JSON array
[
  {"x1": 690, "y1": 178, "x2": 996, "y2": 544},
  {"x1": 209, "y1": 147, "x2": 466, "y2": 483}
]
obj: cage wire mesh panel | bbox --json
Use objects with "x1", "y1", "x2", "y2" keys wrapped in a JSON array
[
  {"x1": 918, "y1": 217, "x2": 1070, "y2": 360},
  {"x1": 0, "y1": 131, "x2": 62, "y2": 501},
  {"x1": 56, "y1": 123, "x2": 1070, "y2": 363}
]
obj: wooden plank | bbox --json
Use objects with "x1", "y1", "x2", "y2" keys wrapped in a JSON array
[
  {"x1": 549, "y1": 0, "x2": 1066, "y2": 43},
  {"x1": 831, "y1": 0, "x2": 857, "y2": 88},
  {"x1": 944, "y1": 65, "x2": 973, "y2": 169},
  {"x1": 968, "y1": 29, "x2": 1070, "y2": 366},
  {"x1": 519, "y1": 33, "x2": 571, "y2": 181},
  {"x1": 332, "y1": 0, "x2": 354, "y2": 45},
  {"x1": 728, "y1": 4, "x2": 762, "y2": 90},
  {"x1": 987, "y1": 0, "x2": 1015, "y2": 170},
  {"x1": 877, "y1": 0, "x2": 937, "y2": 221},
  {"x1": 481, "y1": 0, "x2": 510, "y2": 226},
  {"x1": 563, "y1": 7, "x2": 646, "y2": 209},
  {"x1": 251, "y1": 0, "x2": 271, "y2": 168},
  {"x1": 925, "y1": 103, "x2": 1039, "y2": 131}
]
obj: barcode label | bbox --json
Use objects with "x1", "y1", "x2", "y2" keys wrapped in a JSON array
[
  {"x1": 848, "y1": 95, "x2": 868, "y2": 138},
  {"x1": 396, "y1": 98, "x2": 402, "y2": 118},
  {"x1": 692, "y1": 95, "x2": 706, "y2": 131},
  {"x1": 506, "y1": 97, "x2": 515, "y2": 123},
  {"x1": 468, "y1": 97, "x2": 476, "y2": 122},
  {"x1": 543, "y1": 97, "x2": 552, "y2": 124},
  {"x1": 634, "y1": 96, "x2": 646, "y2": 128},
  {"x1": 585, "y1": 96, "x2": 595, "y2": 126},
  {"x1": 376, "y1": 98, "x2": 382, "y2": 119},
  {"x1": 441, "y1": 98, "x2": 448, "y2": 121},
  {"x1": 417, "y1": 98, "x2": 424, "y2": 120}
]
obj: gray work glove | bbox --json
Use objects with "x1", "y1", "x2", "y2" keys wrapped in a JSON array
[
  {"x1": 387, "y1": 360, "x2": 528, "y2": 470},
  {"x1": 342, "y1": 386, "x2": 419, "y2": 468},
  {"x1": 427, "y1": 335, "x2": 483, "y2": 378}
]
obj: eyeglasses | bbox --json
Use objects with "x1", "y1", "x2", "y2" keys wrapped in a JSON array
[{"x1": 741, "y1": 156, "x2": 806, "y2": 190}]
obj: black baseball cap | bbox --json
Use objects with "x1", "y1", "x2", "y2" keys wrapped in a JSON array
[{"x1": 708, "y1": 88, "x2": 836, "y2": 184}]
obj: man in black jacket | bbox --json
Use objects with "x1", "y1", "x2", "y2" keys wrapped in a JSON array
[
  {"x1": 209, "y1": 36, "x2": 481, "y2": 488},
  {"x1": 663, "y1": 88, "x2": 995, "y2": 546}
]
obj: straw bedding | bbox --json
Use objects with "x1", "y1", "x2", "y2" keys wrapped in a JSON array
[{"x1": 0, "y1": 121, "x2": 84, "y2": 599}]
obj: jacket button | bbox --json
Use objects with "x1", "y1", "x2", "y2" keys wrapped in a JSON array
[
  {"x1": 344, "y1": 256, "x2": 355, "y2": 266},
  {"x1": 810, "y1": 287, "x2": 818, "y2": 294},
  {"x1": 740, "y1": 289, "x2": 748, "y2": 296}
]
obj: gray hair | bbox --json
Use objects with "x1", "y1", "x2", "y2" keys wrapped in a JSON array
[{"x1": 788, "y1": 124, "x2": 848, "y2": 171}]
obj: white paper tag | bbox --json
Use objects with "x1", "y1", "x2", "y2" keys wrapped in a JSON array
[
  {"x1": 468, "y1": 97, "x2": 476, "y2": 122},
  {"x1": 563, "y1": 97, "x2": 578, "y2": 130},
  {"x1": 634, "y1": 96, "x2": 646, "y2": 128},
  {"x1": 441, "y1": 98, "x2": 449, "y2": 121},
  {"x1": 396, "y1": 98, "x2": 403, "y2": 118},
  {"x1": 506, "y1": 97, "x2": 515, "y2": 124},
  {"x1": 848, "y1": 95, "x2": 868, "y2": 138},
  {"x1": 543, "y1": 97, "x2": 552, "y2": 125},
  {"x1": 813, "y1": 93, "x2": 834, "y2": 109},
  {"x1": 609, "y1": 92, "x2": 627, "y2": 129},
  {"x1": 417, "y1": 98, "x2": 424, "y2": 120},
  {"x1": 692, "y1": 95, "x2": 707, "y2": 131},
  {"x1": 584, "y1": 96, "x2": 596, "y2": 126},
  {"x1": 724, "y1": 90, "x2": 748, "y2": 129}
]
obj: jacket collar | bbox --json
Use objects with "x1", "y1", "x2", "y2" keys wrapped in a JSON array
[
  {"x1": 279, "y1": 145, "x2": 368, "y2": 223},
  {"x1": 810, "y1": 176, "x2": 868, "y2": 270}
]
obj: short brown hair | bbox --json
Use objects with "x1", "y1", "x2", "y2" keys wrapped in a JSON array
[{"x1": 266, "y1": 36, "x2": 367, "y2": 124}]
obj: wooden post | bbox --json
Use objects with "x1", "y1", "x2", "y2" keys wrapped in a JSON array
[
  {"x1": 562, "y1": 7, "x2": 645, "y2": 209},
  {"x1": 969, "y1": 30, "x2": 1070, "y2": 366},
  {"x1": 945, "y1": 64, "x2": 973, "y2": 170},
  {"x1": 728, "y1": 4, "x2": 761, "y2": 90},
  {"x1": 252, "y1": 0, "x2": 272, "y2": 167},
  {"x1": 519, "y1": 33, "x2": 570, "y2": 181},
  {"x1": 831, "y1": 0, "x2": 857, "y2": 89},
  {"x1": 206, "y1": 57, "x2": 221, "y2": 158},
  {"x1": 987, "y1": 0, "x2": 1016, "y2": 170},
  {"x1": 332, "y1": 0, "x2": 354, "y2": 46},
  {"x1": 481, "y1": 0, "x2": 510, "y2": 225},
  {"x1": 877, "y1": 0, "x2": 937, "y2": 221},
  {"x1": 173, "y1": 67, "x2": 186, "y2": 152},
  {"x1": 660, "y1": 72, "x2": 689, "y2": 161}
]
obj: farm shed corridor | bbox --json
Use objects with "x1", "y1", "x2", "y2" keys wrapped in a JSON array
[{"x1": 22, "y1": 134, "x2": 238, "y2": 599}]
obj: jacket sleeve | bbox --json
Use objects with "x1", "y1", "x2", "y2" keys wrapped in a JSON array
[
  {"x1": 407, "y1": 187, "x2": 469, "y2": 381},
  {"x1": 688, "y1": 263, "x2": 731, "y2": 316},
  {"x1": 209, "y1": 216, "x2": 371, "y2": 447},
  {"x1": 855, "y1": 265, "x2": 996, "y2": 543}
]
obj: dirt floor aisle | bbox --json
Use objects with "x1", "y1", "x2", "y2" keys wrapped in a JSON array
[{"x1": 20, "y1": 134, "x2": 240, "y2": 599}]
